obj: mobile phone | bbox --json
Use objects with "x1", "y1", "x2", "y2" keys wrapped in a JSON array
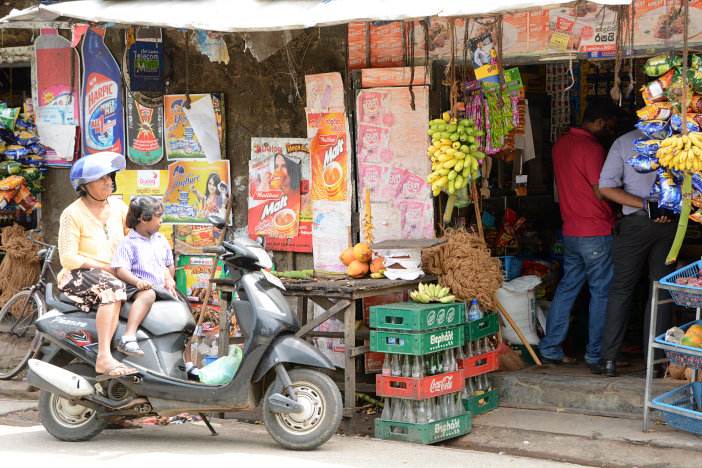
[{"x1": 646, "y1": 201, "x2": 678, "y2": 221}]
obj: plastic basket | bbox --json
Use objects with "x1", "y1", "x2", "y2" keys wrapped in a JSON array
[
  {"x1": 659, "y1": 260, "x2": 702, "y2": 307},
  {"x1": 652, "y1": 382, "x2": 702, "y2": 435},
  {"x1": 498, "y1": 256, "x2": 522, "y2": 280},
  {"x1": 654, "y1": 320, "x2": 702, "y2": 371}
]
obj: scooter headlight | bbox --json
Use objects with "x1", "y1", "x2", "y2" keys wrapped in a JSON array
[{"x1": 251, "y1": 246, "x2": 273, "y2": 270}]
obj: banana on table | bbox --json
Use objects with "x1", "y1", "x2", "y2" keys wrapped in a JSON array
[{"x1": 409, "y1": 282, "x2": 456, "y2": 304}]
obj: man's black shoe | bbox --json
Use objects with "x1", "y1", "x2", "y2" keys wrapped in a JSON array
[
  {"x1": 587, "y1": 361, "x2": 602, "y2": 374},
  {"x1": 598, "y1": 360, "x2": 616, "y2": 377}
]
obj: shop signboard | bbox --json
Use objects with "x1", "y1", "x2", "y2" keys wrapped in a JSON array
[
  {"x1": 162, "y1": 160, "x2": 230, "y2": 225},
  {"x1": 248, "y1": 137, "x2": 312, "y2": 252},
  {"x1": 163, "y1": 93, "x2": 224, "y2": 160},
  {"x1": 634, "y1": 0, "x2": 702, "y2": 47},
  {"x1": 125, "y1": 27, "x2": 165, "y2": 93},
  {"x1": 126, "y1": 91, "x2": 164, "y2": 165}
]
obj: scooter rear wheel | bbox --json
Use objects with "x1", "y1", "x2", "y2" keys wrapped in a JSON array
[{"x1": 262, "y1": 367, "x2": 342, "y2": 450}]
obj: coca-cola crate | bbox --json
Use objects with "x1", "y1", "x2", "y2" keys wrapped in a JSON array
[
  {"x1": 457, "y1": 350, "x2": 499, "y2": 377},
  {"x1": 369, "y1": 301, "x2": 465, "y2": 332},
  {"x1": 465, "y1": 311, "x2": 499, "y2": 342},
  {"x1": 376, "y1": 371, "x2": 464, "y2": 400},
  {"x1": 462, "y1": 387, "x2": 498, "y2": 416},
  {"x1": 370, "y1": 326, "x2": 464, "y2": 355},
  {"x1": 374, "y1": 412, "x2": 471, "y2": 445}
]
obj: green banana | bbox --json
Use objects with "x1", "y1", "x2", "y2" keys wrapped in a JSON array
[
  {"x1": 410, "y1": 291, "x2": 420, "y2": 302},
  {"x1": 438, "y1": 287, "x2": 450, "y2": 298},
  {"x1": 418, "y1": 283, "x2": 425, "y2": 294},
  {"x1": 439, "y1": 295, "x2": 456, "y2": 303},
  {"x1": 417, "y1": 292, "x2": 431, "y2": 303}
]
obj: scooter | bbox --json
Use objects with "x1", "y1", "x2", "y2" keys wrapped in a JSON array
[{"x1": 26, "y1": 217, "x2": 342, "y2": 450}]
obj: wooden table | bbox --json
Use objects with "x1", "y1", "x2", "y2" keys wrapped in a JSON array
[{"x1": 279, "y1": 274, "x2": 437, "y2": 427}]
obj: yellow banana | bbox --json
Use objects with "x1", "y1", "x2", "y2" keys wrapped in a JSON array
[
  {"x1": 454, "y1": 159, "x2": 464, "y2": 172},
  {"x1": 444, "y1": 158, "x2": 458, "y2": 169}
]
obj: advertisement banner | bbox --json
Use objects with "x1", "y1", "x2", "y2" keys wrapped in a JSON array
[
  {"x1": 248, "y1": 138, "x2": 312, "y2": 252},
  {"x1": 634, "y1": 0, "x2": 702, "y2": 46},
  {"x1": 548, "y1": 4, "x2": 617, "y2": 54},
  {"x1": 310, "y1": 113, "x2": 348, "y2": 202},
  {"x1": 164, "y1": 93, "x2": 224, "y2": 160},
  {"x1": 162, "y1": 160, "x2": 230, "y2": 225},
  {"x1": 35, "y1": 29, "x2": 80, "y2": 127},
  {"x1": 125, "y1": 27, "x2": 165, "y2": 93},
  {"x1": 126, "y1": 91, "x2": 164, "y2": 165}
]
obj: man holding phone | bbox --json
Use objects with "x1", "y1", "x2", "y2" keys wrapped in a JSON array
[{"x1": 595, "y1": 126, "x2": 676, "y2": 377}]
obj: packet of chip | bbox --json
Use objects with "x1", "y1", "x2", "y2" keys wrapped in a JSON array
[
  {"x1": 0, "y1": 106, "x2": 20, "y2": 131},
  {"x1": 0, "y1": 175, "x2": 24, "y2": 191},
  {"x1": 671, "y1": 113, "x2": 701, "y2": 133},
  {"x1": 3, "y1": 145, "x2": 30, "y2": 160},
  {"x1": 632, "y1": 138, "x2": 661, "y2": 156},
  {"x1": 635, "y1": 119, "x2": 672, "y2": 140},
  {"x1": 15, "y1": 131, "x2": 39, "y2": 146},
  {"x1": 658, "y1": 170, "x2": 683, "y2": 213},
  {"x1": 637, "y1": 102, "x2": 673, "y2": 121},
  {"x1": 645, "y1": 56, "x2": 673, "y2": 77},
  {"x1": 12, "y1": 184, "x2": 41, "y2": 213},
  {"x1": 627, "y1": 155, "x2": 660, "y2": 173},
  {"x1": 641, "y1": 69, "x2": 676, "y2": 105}
]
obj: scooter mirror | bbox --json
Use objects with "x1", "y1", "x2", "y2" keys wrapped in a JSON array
[
  {"x1": 208, "y1": 215, "x2": 227, "y2": 230},
  {"x1": 256, "y1": 235, "x2": 266, "y2": 249}
]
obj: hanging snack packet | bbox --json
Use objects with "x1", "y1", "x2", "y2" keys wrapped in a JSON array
[
  {"x1": 3, "y1": 145, "x2": 30, "y2": 160},
  {"x1": 0, "y1": 106, "x2": 20, "y2": 131},
  {"x1": 632, "y1": 138, "x2": 661, "y2": 157},
  {"x1": 645, "y1": 56, "x2": 673, "y2": 77},
  {"x1": 0, "y1": 161, "x2": 22, "y2": 177},
  {"x1": 693, "y1": 55, "x2": 702, "y2": 71},
  {"x1": 627, "y1": 155, "x2": 660, "y2": 173},
  {"x1": 690, "y1": 95, "x2": 702, "y2": 113},
  {"x1": 690, "y1": 209, "x2": 702, "y2": 224},
  {"x1": 0, "y1": 175, "x2": 24, "y2": 191},
  {"x1": 658, "y1": 170, "x2": 683, "y2": 213},
  {"x1": 12, "y1": 184, "x2": 41, "y2": 213},
  {"x1": 671, "y1": 113, "x2": 701, "y2": 133},
  {"x1": 637, "y1": 102, "x2": 673, "y2": 121},
  {"x1": 641, "y1": 69, "x2": 675, "y2": 105},
  {"x1": 635, "y1": 119, "x2": 672, "y2": 140},
  {"x1": 15, "y1": 130, "x2": 39, "y2": 146}
]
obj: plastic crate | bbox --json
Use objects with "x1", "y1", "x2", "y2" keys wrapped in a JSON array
[
  {"x1": 374, "y1": 412, "x2": 472, "y2": 444},
  {"x1": 369, "y1": 301, "x2": 465, "y2": 332},
  {"x1": 465, "y1": 312, "x2": 499, "y2": 342},
  {"x1": 457, "y1": 350, "x2": 499, "y2": 377},
  {"x1": 498, "y1": 256, "x2": 522, "y2": 280},
  {"x1": 652, "y1": 382, "x2": 702, "y2": 435},
  {"x1": 659, "y1": 260, "x2": 702, "y2": 307},
  {"x1": 654, "y1": 320, "x2": 702, "y2": 371},
  {"x1": 462, "y1": 387, "x2": 499, "y2": 416},
  {"x1": 376, "y1": 371, "x2": 464, "y2": 400},
  {"x1": 370, "y1": 326, "x2": 465, "y2": 355}
]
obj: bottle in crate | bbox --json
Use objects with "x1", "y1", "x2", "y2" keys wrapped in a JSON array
[{"x1": 467, "y1": 299, "x2": 483, "y2": 321}]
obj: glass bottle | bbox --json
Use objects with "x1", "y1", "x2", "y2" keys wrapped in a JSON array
[
  {"x1": 416, "y1": 399, "x2": 427, "y2": 424},
  {"x1": 482, "y1": 373, "x2": 491, "y2": 391},
  {"x1": 455, "y1": 343, "x2": 465, "y2": 360},
  {"x1": 455, "y1": 392, "x2": 465, "y2": 415},
  {"x1": 466, "y1": 376, "x2": 476, "y2": 397},
  {"x1": 426, "y1": 396, "x2": 435, "y2": 422},
  {"x1": 382, "y1": 353, "x2": 391, "y2": 377},
  {"x1": 411, "y1": 355, "x2": 423, "y2": 378},
  {"x1": 381, "y1": 397, "x2": 391, "y2": 420},
  {"x1": 391, "y1": 354, "x2": 401, "y2": 377},
  {"x1": 429, "y1": 353, "x2": 437, "y2": 376},
  {"x1": 440, "y1": 395, "x2": 450, "y2": 419},
  {"x1": 442, "y1": 350, "x2": 451, "y2": 374},
  {"x1": 404, "y1": 399, "x2": 416, "y2": 423},
  {"x1": 465, "y1": 340, "x2": 475, "y2": 358},
  {"x1": 448, "y1": 348, "x2": 457, "y2": 372},
  {"x1": 391, "y1": 397, "x2": 403, "y2": 423},
  {"x1": 436, "y1": 352, "x2": 444, "y2": 375}
]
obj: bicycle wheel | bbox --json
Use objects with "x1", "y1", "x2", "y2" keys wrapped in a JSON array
[{"x1": 0, "y1": 291, "x2": 43, "y2": 380}]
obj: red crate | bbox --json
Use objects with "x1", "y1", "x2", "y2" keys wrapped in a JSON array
[
  {"x1": 457, "y1": 350, "x2": 499, "y2": 377},
  {"x1": 375, "y1": 371, "x2": 464, "y2": 400}
]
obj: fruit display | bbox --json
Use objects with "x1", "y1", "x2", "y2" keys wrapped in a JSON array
[
  {"x1": 339, "y1": 242, "x2": 385, "y2": 279},
  {"x1": 657, "y1": 133, "x2": 702, "y2": 172},
  {"x1": 674, "y1": 268, "x2": 702, "y2": 287},
  {"x1": 426, "y1": 111, "x2": 484, "y2": 197},
  {"x1": 680, "y1": 324, "x2": 702, "y2": 349},
  {"x1": 409, "y1": 283, "x2": 456, "y2": 304}
]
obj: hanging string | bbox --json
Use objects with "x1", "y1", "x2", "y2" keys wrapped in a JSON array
[
  {"x1": 443, "y1": 18, "x2": 458, "y2": 117},
  {"x1": 184, "y1": 30, "x2": 191, "y2": 109},
  {"x1": 610, "y1": 5, "x2": 625, "y2": 103},
  {"x1": 625, "y1": 2, "x2": 635, "y2": 97},
  {"x1": 563, "y1": 1, "x2": 580, "y2": 95},
  {"x1": 408, "y1": 21, "x2": 416, "y2": 111}
]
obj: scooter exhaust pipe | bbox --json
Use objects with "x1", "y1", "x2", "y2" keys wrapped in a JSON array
[{"x1": 27, "y1": 359, "x2": 95, "y2": 398}]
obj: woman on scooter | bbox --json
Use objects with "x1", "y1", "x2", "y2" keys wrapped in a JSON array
[{"x1": 57, "y1": 151, "x2": 136, "y2": 380}]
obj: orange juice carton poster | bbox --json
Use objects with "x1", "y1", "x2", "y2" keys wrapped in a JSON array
[
  {"x1": 248, "y1": 138, "x2": 312, "y2": 252},
  {"x1": 310, "y1": 113, "x2": 348, "y2": 202},
  {"x1": 162, "y1": 160, "x2": 230, "y2": 225},
  {"x1": 163, "y1": 93, "x2": 224, "y2": 160}
]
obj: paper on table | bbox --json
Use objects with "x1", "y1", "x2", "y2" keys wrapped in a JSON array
[
  {"x1": 182, "y1": 94, "x2": 221, "y2": 162},
  {"x1": 36, "y1": 124, "x2": 75, "y2": 160}
]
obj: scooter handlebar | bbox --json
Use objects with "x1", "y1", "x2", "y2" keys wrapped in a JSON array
[{"x1": 202, "y1": 246, "x2": 225, "y2": 255}]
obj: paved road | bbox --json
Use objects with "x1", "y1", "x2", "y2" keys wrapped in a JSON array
[{"x1": 0, "y1": 407, "x2": 583, "y2": 467}]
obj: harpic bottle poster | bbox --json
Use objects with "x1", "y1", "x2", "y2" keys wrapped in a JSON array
[
  {"x1": 162, "y1": 160, "x2": 230, "y2": 225},
  {"x1": 248, "y1": 138, "x2": 312, "y2": 252},
  {"x1": 310, "y1": 113, "x2": 348, "y2": 202}
]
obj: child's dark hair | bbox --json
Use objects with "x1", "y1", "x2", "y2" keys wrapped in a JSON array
[{"x1": 126, "y1": 196, "x2": 163, "y2": 229}]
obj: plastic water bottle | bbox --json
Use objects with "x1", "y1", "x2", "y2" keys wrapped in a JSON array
[{"x1": 468, "y1": 299, "x2": 483, "y2": 322}]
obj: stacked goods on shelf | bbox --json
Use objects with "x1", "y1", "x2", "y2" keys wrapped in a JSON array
[
  {"x1": 459, "y1": 299, "x2": 500, "y2": 416},
  {"x1": 370, "y1": 297, "x2": 471, "y2": 444}
]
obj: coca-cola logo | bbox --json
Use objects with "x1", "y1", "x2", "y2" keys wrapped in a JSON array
[
  {"x1": 447, "y1": 307, "x2": 455, "y2": 323},
  {"x1": 437, "y1": 308, "x2": 446, "y2": 325},
  {"x1": 429, "y1": 375, "x2": 455, "y2": 393},
  {"x1": 427, "y1": 310, "x2": 436, "y2": 326}
]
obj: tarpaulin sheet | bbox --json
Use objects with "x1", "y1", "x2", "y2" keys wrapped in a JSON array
[{"x1": 1, "y1": 1, "x2": 632, "y2": 33}]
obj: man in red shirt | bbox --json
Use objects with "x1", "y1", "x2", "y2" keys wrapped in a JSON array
[{"x1": 539, "y1": 99, "x2": 618, "y2": 366}]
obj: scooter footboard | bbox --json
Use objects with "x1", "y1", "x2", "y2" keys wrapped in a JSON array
[{"x1": 252, "y1": 334, "x2": 334, "y2": 382}]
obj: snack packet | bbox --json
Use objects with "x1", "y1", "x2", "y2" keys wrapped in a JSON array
[
  {"x1": 658, "y1": 170, "x2": 683, "y2": 213},
  {"x1": 0, "y1": 175, "x2": 24, "y2": 191},
  {"x1": 641, "y1": 69, "x2": 676, "y2": 105},
  {"x1": 671, "y1": 113, "x2": 701, "y2": 133},
  {"x1": 3, "y1": 145, "x2": 30, "y2": 159},
  {"x1": 635, "y1": 119, "x2": 672, "y2": 140},
  {"x1": 628, "y1": 155, "x2": 660, "y2": 173},
  {"x1": 637, "y1": 102, "x2": 673, "y2": 121},
  {"x1": 645, "y1": 56, "x2": 673, "y2": 77},
  {"x1": 633, "y1": 138, "x2": 661, "y2": 157}
]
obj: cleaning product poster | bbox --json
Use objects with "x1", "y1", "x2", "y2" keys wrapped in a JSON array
[
  {"x1": 310, "y1": 113, "x2": 348, "y2": 202},
  {"x1": 113, "y1": 170, "x2": 172, "y2": 245},
  {"x1": 81, "y1": 28, "x2": 125, "y2": 156},
  {"x1": 248, "y1": 138, "x2": 312, "y2": 252},
  {"x1": 126, "y1": 91, "x2": 164, "y2": 165},
  {"x1": 35, "y1": 29, "x2": 80, "y2": 126},
  {"x1": 125, "y1": 27, "x2": 165, "y2": 93},
  {"x1": 162, "y1": 160, "x2": 230, "y2": 225},
  {"x1": 164, "y1": 93, "x2": 224, "y2": 160}
]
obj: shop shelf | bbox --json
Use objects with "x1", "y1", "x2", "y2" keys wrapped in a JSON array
[
  {"x1": 652, "y1": 383, "x2": 702, "y2": 436},
  {"x1": 457, "y1": 350, "x2": 499, "y2": 377},
  {"x1": 654, "y1": 320, "x2": 702, "y2": 371},
  {"x1": 369, "y1": 301, "x2": 464, "y2": 332},
  {"x1": 374, "y1": 412, "x2": 472, "y2": 445},
  {"x1": 370, "y1": 326, "x2": 464, "y2": 355},
  {"x1": 376, "y1": 370, "x2": 464, "y2": 400},
  {"x1": 462, "y1": 387, "x2": 499, "y2": 416},
  {"x1": 465, "y1": 311, "x2": 499, "y2": 342},
  {"x1": 659, "y1": 260, "x2": 702, "y2": 307},
  {"x1": 498, "y1": 256, "x2": 522, "y2": 280}
]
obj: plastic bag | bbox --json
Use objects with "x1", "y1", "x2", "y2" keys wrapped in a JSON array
[
  {"x1": 198, "y1": 346, "x2": 242, "y2": 385},
  {"x1": 644, "y1": 56, "x2": 673, "y2": 77},
  {"x1": 635, "y1": 119, "x2": 672, "y2": 140}
]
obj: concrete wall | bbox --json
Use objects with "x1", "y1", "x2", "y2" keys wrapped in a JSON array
[{"x1": 3, "y1": 22, "x2": 348, "y2": 270}]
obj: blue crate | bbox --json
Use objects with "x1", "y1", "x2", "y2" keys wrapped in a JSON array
[
  {"x1": 652, "y1": 383, "x2": 702, "y2": 435},
  {"x1": 498, "y1": 256, "x2": 522, "y2": 280},
  {"x1": 659, "y1": 260, "x2": 702, "y2": 308},
  {"x1": 654, "y1": 320, "x2": 702, "y2": 371}
]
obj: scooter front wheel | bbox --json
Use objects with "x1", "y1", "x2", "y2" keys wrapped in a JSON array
[{"x1": 262, "y1": 367, "x2": 342, "y2": 450}]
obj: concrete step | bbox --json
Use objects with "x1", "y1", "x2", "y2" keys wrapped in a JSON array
[
  {"x1": 0, "y1": 379, "x2": 38, "y2": 400},
  {"x1": 491, "y1": 369, "x2": 680, "y2": 419}
]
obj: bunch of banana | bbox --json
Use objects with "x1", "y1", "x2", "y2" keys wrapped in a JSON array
[
  {"x1": 657, "y1": 132, "x2": 702, "y2": 172},
  {"x1": 409, "y1": 282, "x2": 456, "y2": 304},
  {"x1": 427, "y1": 112, "x2": 485, "y2": 197}
]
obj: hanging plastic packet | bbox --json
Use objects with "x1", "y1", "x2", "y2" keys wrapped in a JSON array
[
  {"x1": 12, "y1": 184, "x2": 41, "y2": 213},
  {"x1": 666, "y1": 71, "x2": 694, "y2": 108},
  {"x1": 692, "y1": 173, "x2": 702, "y2": 194},
  {"x1": 671, "y1": 113, "x2": 701, "y2": 133},
  {"x1": 0, "y1": 106, "x2": 20, "y2": 131},
  {"x1": 0, "y1": 175, "x2": 24, "y2": 191},
  {"x1": 17, "y1": 154, "x2": 44, "y2": 167},
  {"x1": 635, "y1": 119, "x2": 672, "y2": 140},
  {"x1": 658, "y1": 170, "x2": 683, "y2": 213},
  {"x1": 632, "y1": 138, "x2": 661, "y2": 157},
  {"x1": 641, "y1": 69, "x2": 675, "y2": 105},
  {"x1": 15, "y1": 130, "x2": 39, "y2": 146},
  {"x1": 3, "y1": 145, "x2": 30, "y2": 160},
  {"x1": 19, "y1": 167, "x2": 43, "y2": 182},
  {"x1": 644, "y1": 56, "x2": 673, "y2": 77},
  {"x1": 627, "y1": 155, "x2": 660, "y2": 173},
  {"x1": 27, "y1": 143, "x2": 44, "y2": 155},
  {"x1": 637, "y1": 102, "x2": 673, "y2": 121},
  {"x1": 690, "y1": 209, "x2": 702, "y2": 224},
  {"x1": 693, "y1": 55, "x2": 702, "y2": 71},
  {"x1": 15, "y1": 118, "x2": 36, "y2": 133},
  {"x1": 691, "y1": 95, "x2": 702, "y2": 113},
  {"x1": 0, "y1": 161, "x2": 22, "y2": 177},
  {"x1": 27, "y1": 182, "x2": 46, "y2": 194}
]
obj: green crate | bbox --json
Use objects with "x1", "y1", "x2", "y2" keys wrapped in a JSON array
[
  {"x1": 462, "y1": 387, "x2": 499, "y2": 416},
  {"x1": 374, "y1": 412, "x2": 472, "y2": 444},
  {"x1": 465, "y1": 311, "x2": 499, "y2": 342},
  {"x1": 369, "y1": 301, "x2": 465, "y2": 331},
  {"x1": 370, "y1": 326, "x2": 465, "y2": 355}
]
